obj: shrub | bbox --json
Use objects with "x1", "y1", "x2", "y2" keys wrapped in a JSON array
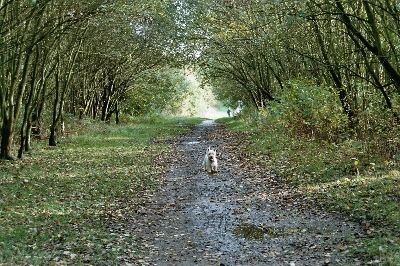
[{"x1": 268, "y1": 81, "x2": 347, "y2": 140}]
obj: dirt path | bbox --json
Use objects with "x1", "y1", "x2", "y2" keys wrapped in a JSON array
[{"x1": 127, "y1": 120, "x2": 362, "y2": 265}]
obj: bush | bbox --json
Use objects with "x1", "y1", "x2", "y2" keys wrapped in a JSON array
[{"x1": 268, "y1": 81, "x2": 348, "y2": 140}]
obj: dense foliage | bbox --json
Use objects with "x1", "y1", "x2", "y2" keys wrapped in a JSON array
[
  {"x1": 195, "y1": 0, "x2": 400, "y2": 141},
  {"x1": 0, "y1": 0, "x2": 191, "y2": 159},
  {"x1": 202, "y1": 0, "x2": 400, "y2": 262},
  {"x1": 3, "y1": 0, "x2": 399, "y2": 160}
]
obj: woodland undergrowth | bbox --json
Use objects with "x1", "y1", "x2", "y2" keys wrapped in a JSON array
[{"x1": 220, "y1": 110, "x2": 400, "y2": 265}]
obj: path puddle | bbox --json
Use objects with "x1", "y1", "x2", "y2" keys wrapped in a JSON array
[
  {"x1": 233, "y1": 223, "x2": 269, "y2": 240},
  {"x1": 185, "y1": 141, "x2": 200, "y2": 145},
  {"x1": 233, "y1": 224, "x2": 296, "y2": 240},
  {"x1": 200, "y1": 119, "x2": 215, "y2": 126}
]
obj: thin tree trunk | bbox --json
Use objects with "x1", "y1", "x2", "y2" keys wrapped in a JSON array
[
  {"x1": 311, "y1": 17, "x2": 357, "y2": 129},
  {"x1": 335, "y1": 0, "x2": 400, "y2": 91},
  {"x1": 115, "y1": 101, "x2": 120, "y2": 124},
  {"x1": 0, "y1": 115, "x2": 14, "y2": 160},
  {"x1": 49, "y1": 63, "x2": 60, "y2": 146}
]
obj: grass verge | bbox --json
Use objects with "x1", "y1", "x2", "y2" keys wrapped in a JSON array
[
  {"x1": 219, "y1": 117, "x2": 400, "y2": 265},
  {"x1": 0, "y1": 116, "x2": 202, "y2": 264}
]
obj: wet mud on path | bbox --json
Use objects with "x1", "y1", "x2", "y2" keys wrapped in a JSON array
[{"x1": 126, "y1": 120, "x2": 362, "y2": 265}]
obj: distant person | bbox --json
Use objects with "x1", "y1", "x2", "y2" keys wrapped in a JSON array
[{"x1": 227, "y1": 109, "x2": 231, "y2": 117}]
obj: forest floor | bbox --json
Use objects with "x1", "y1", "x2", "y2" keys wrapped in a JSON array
[
  {"x1": 2, "y1": 118, "x2": 392, "y2": 265},
  {"x1": 0, "y1": 117, "x2": 201, "y2": 265},
  {"x1": 123, "y1": 120, "x2": 365, "y2": 265}
]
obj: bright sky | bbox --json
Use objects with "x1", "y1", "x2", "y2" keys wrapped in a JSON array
[
  {"x1": 183, "y1": 69, "x2": 229, "y2": 119},
  {"x1": 201, "y1": 107, "x2": 228, "y2": 119}
]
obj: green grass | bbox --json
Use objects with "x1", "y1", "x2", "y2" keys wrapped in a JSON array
[
  {"x1": 219, "y1": 117, "x2": 400, "y2": 265},
  {"x1": 0, "y1": 116, "x2": 202, "y2": 264}
]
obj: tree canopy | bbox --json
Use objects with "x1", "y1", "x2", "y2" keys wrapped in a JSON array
[{"x1": 1, "y1": 0, "x2": 400, "y2": 159}]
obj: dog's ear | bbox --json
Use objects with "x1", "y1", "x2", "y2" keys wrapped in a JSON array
[{"x1": 207, "y1": 146, "x2": 211, "y2": 151}]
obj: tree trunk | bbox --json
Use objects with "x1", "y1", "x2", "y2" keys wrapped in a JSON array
[
  {"x1": 0, "y1": 116, "x2": 14, "y2": 160},
  {"x1": 92, "y1": 97, "x2": 99, "y2": 119},
  {"x1": 311, "y1": 17, "x2": 357, "y2": 129},
  {"x1": 25, "y1": 119, "x2": 32, "y2": 152},
  {"x1": 101, "y1": 81, "x2": 110, "y2": 121},
  {"x1": 335, "y1": 0, "x2": 400, "y2": 91},
  {"x1": 49, "y1": 67, "x2": 60, "y2": 147},
  {"x1": 349, "y1": 31, "x2": 399, "y2": 122},
  {"x1": 18, "y1": 125, "x2": 26, "y2": 159},
  {"x1": 18, "y1": 48, "x2": 39, "y2": 159},
  {"x1": 49, "y1": 126, "x2": 57, "y2": 146},
  {"x1": 105, "y1": 109, "x2": 112, "y2": 123},
  {"x1": 115, "y1": 101, "x2": 120, "y2": 124}
]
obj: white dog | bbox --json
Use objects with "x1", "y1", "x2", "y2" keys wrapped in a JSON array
[{"x1": 203, "y1": 146, "x2": 218, "y2": 174}]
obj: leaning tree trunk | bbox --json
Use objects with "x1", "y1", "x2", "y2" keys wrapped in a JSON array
[
  {"x1": 311, "y1": 17, "x2": 358, "y2": 130},
  {"x1": 18, "y1": 48, "x2": 39, "y2": 158},
  {"x1": 348, "y1": 28, "x2": 399, "y2": 122},
  {"x1": 336, "y1": 0, "x2": 400, "y2": 91}
]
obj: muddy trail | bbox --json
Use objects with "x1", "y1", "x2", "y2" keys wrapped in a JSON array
[{"x1": 124, "y1": 120, "x2": 363, "y2": 265}]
